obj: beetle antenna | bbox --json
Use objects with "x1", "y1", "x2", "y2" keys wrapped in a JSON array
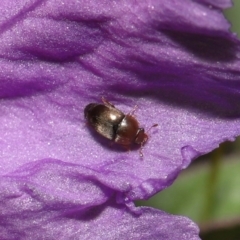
[
  {"x1": 139, "y1": 136, "x2": 148, "y2": 158},
  {"x1": 146, "y1": 123, "x2": 158, "y2": 133}
]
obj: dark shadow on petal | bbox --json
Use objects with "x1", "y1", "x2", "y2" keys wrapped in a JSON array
[
  {"x1": 63, "y1": 197, "x2": 128, "y2": 221},
  {"x1": 0, "y1": 78, "x2": 59, "y2": 99},
  {"x1": 64, "y1": 204, "x2": 107, "y2": 221},
  {"x1": 162, "y1": 30, "x2": 237, "y2": 62},
  {"x1": 103, "y1": 32, "x2": 240, "y2": 118},
  {"x1": 107, "y1": 83, "x2": 240, "y2": 118}
]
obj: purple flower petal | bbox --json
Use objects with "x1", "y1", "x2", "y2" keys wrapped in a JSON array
[
  {"x1": 0, "y1": 159, "x2": 200, "y2": 239},
  {"x1": 1, "y1": 0, "x2": 239, "y2": 201},
  {"x1": 0, "y1": 1, "x2": 239, "y2": 237}
]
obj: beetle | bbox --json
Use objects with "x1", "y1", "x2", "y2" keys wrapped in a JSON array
[{"x1": 84, "y1": 97, "x2": 157, "y2": 157}]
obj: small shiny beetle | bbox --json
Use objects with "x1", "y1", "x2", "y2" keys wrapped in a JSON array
[{"x1": 84, "y1": 97, "x2": 157, "y2": 157}]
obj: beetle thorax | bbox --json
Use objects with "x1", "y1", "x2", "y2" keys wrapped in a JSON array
[{"x1": 114, "y1": 115, "x2": 140, "y2": 145}]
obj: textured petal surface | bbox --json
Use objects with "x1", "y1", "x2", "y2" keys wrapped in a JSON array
[
  {"x1": 0, "y1": 3, "x2": 239, "y2": 238},
  {"x1": 1, "y1": 0, "x2": 239, "y2": 200},
  {"x1": 1, "y1": 0, "x2": 238, "y2": 238},
  {"x1": 0, "y1": 160, "x2": 200, "y2": 239}
]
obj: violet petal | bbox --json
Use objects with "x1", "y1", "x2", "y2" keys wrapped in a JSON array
[
  {"x1": 0, "y1": 0, "x2": 240, "y2": 201},
  {"x1": 0, "y1": 161, "x2": 200, "y2": 239}
]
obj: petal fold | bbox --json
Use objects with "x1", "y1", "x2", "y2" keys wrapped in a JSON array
[{"x1": 0, "y1": 159, "x2": 200, "y2": 239}]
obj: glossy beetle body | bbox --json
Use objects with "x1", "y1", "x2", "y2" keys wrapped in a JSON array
[{"x1": 84, "y1": 97, "x2": 149, "y2": 156}]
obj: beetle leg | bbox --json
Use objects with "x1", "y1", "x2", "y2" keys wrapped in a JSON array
[
  {"x1": 139, "y1": 145, "x2": 144, "y2": 158},
  {"x1": 101, "y1": 97, "x2": 115, "y2": 108},
  {"x1": 127, "y1": 105, "x2": 138, "y2": 116},
  {"x1": 138, "y1": 124, "x2": 157, "y2": 158}
]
